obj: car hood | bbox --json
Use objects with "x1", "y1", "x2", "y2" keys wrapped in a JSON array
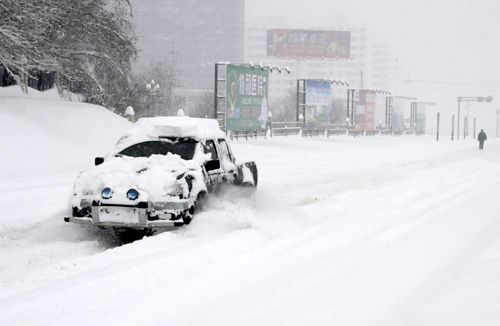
[{"x1": 73, "y1": 154, "x2": 203, "y2": 200}]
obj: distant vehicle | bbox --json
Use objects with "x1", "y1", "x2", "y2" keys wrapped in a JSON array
[{"x1": 64, "y1": 116, "x2": 257, "y2": 235}]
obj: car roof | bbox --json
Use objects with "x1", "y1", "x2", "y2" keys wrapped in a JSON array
[{"x1": 111, "y1": 116, "x2": 226, "y2": 155}]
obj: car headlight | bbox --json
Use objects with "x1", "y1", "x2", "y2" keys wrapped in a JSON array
[
  {"x1": 127, "y1": 188, "x2": 139, "y2": 200},
  {"x1": 170, "y1": 183, "x2": 184, "y2": 196},
  {"x1": 101, "y1": 187, "x2": 113, "y2": 199}
]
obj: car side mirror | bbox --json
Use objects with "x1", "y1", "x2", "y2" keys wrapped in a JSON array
[
  {"x1": 95, "y1": 157, "x2": 104, "y2": 166},
  {"x1": 204, "y1": 159, "x2": 220, "y2": 171}
]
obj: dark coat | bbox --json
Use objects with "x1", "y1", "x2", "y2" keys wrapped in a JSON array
[{"x1": 478, "y1": 131, "x2": 487, "y2": 141}]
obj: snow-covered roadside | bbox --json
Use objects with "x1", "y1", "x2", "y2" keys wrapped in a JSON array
[
  {"x1": 0, "y1": 86, "x2": 132, "y2": 178},
  {"x1": 0, "y1": 86, "x2": 132, "y2": 288},
  {"x1": 1, "y1": 87, "x2": 500, "y2": 325}
]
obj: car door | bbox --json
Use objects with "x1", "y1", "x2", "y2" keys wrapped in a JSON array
[
  {"x1": 202, "y1": 139, "x2": 225, "y2": 192},
  {"x1": 217, "y1": 138, "x2": 238, "y2": 183}
]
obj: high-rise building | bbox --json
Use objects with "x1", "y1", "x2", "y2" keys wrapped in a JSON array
[
  {"x1": 130, "y1": 0, "x2": 245, "y2": 90},
  {"x1": 244, "y1": 18, "x2": 394, "y2": 104}
]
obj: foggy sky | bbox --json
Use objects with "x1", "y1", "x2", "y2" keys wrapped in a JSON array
[{"x1": 247, "y1": 0, "x2": 500, "y2": 133}]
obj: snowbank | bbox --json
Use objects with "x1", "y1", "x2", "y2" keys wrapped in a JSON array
[{"x1": 0, "y1": 86, "x2": 132, "y2": 178}]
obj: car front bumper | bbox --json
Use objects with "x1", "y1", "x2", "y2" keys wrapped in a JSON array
[{"x1": 65, "y1": 203, "x2": 188, "y2": 229}]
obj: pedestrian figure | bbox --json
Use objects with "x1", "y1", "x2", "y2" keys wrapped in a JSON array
[{"x1": 478, "y1": 129, "x2": 487, "y2": 149}]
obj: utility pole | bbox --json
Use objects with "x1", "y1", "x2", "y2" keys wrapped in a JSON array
[
  {"x1": 436, "y1": 112, "x2": 440, "y2": 141},
  {"x1": 360, "y1": 70, "x2": 363, "y2": 89},
  {"x1": 474, "y1": 117, "x2": 476, "y2": 139}
]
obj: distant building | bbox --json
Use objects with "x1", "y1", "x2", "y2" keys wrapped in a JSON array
[
  {"x1": 130, "y1": 0, "x2": 245, "y2": 91},
  {"x1": 244, "y1": 16, "x2": 394, "y2": 104}
]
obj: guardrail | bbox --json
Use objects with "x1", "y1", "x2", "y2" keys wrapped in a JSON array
[
  {"x1": 366, "y1": 129, "x2": 380, "y2": 137},
  {"x1": 327, "y1": 128, "x2": 347, "y2": 137},
  {"x1": 270, "y1": 121, "x2": 302, "y2": 137},
  {"x1": 381, "y1": 130, "x2": 393, "y2": 136},
  {"x1": 303, "y1": 129, "x2": 323, "y2": 137},
  {"x1": 229, "y1": 121, "x2": 419, "y2": 141},
  {"x1": 232, "y1": 129, "x2": 267, "y2": 140},
  {"x1": 348, "y1": 130, "x2": 364, "y2": 137},
  {"x1": 405, "y1": 129, "x2": 416, "y2": 135}
]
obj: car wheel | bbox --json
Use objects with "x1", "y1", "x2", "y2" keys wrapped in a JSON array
[
  {"x1": 195, "y1": 192, "x2": 208, "y2": 212},
  {"x1": 182, "y1": 214, "x2": 192, "y2": 225}
]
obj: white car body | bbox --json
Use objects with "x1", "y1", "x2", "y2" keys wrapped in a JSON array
[{"x1": 65, "y1": 116, "x2": 257, "y2": 233}]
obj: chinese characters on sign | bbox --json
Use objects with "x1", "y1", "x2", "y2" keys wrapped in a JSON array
[
  {"x1": 267, "y1": 29, "x2": 351, "y2": 59},
  {"x1": 225, "y1": 64, "x2": 269, "y2": 131},
  {"x1": 305, "y1": 80, "x2": 332, "y2": 129},
  {"x1": 354, "y1": 90, "x2": 376, "y2": 131}
]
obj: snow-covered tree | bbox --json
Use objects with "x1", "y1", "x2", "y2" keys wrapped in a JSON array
[
  {"x1": 186, "y1": 91, "x2": 214, "y2": 118},
  {"x1": 270, "y1": 85, "x2": 297, "y2": 122},
  {"x1": 126, "y1": 54, "x2": 185, "y2": 118},
  {"x1": 329, "y1": 97, "x2": 347, "y2": 124},
  {"x1": 0, "y1": 0, "x2": 137, "y2": 108}
]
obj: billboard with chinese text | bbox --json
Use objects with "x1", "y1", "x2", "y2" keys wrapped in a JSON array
[
  {"x1": 354, "y1": 90, "x2": 376, "y2": 131},
  {"x1": 267, "y1": 29, "x2": 351, "y2": 59},
  {"x1": 305, "y1": 80, "x2": 331, "y2": 129},
  {"x1": 225, "y1": 64, "x2": 269, "y2": 131}
]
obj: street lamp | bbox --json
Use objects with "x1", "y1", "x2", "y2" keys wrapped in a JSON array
[
  {"x1": 145, "y1": 80, "x2": 161, "y2": 115},
  {"x1": 457, "y1": 95, "x2": 492, "y2": 140}
]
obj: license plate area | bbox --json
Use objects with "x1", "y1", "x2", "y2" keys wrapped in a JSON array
[{"x1": 98, "y1": 206, "x2": 139, "y2": 224}]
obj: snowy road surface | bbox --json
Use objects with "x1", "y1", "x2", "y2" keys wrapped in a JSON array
[
  {"x1": 1, "y1": 91, "x2": 500, "y2": 325},
  {"x1": 2, "y1": 136, "x2": 500, "y2": 326}
]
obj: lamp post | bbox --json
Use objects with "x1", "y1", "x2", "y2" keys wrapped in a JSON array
[
  {"x1": 145, "y1": 80, "x2": 161, "y2": 115},
  {"x1": 456, "y1": 95, "x2": 492, "y2": 140}
]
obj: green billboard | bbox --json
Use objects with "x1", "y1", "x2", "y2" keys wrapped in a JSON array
[{"x1": 225, "y1": 64, "x2": 269, "y2": 131}]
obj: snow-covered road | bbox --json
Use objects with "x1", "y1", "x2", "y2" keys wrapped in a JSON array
[{"x1": 2, "y1": 130, "x2": 500, "y2": 325}]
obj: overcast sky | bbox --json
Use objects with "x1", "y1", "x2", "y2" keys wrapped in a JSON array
[{"x1": 247, "y1": 0, "x2": 500, "y2": 111}]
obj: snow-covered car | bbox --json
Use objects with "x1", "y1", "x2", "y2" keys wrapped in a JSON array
[{"x1": 64, "y1": 116, "x2": 257, "y2": 233}]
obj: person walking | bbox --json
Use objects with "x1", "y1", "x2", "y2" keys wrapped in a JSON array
[{"x1": 478, "y1": 129, "x2": 487, "y2": 149}]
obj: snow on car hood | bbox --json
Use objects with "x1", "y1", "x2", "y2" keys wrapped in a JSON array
[{"x1": 73, "y1": 153, "x2": 204, "y2": 203}]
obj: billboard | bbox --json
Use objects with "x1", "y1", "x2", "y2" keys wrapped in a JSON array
[
  {"x1": 392, "y1": 97, "x2": 406, "y2": 132},
  {"x1": 416, "y1": 102, "x2": 427, "y2": 134},
  {"x1": 267, "y1": 29, "x2": 351, "y2": 59},
  {"x1": 354, "y1": 90, "x2": 376, "y2": 131},
  {"x1": 225, "y1": 64, "x2": 269, "y2": 131},
  {"x1": 305, "y1": 80, "x2": 331, "y2": 129}
]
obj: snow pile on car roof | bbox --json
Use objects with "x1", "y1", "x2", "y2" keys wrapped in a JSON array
[{"x1": 113, "y1": 116, "x2": 225, "y2": 152}]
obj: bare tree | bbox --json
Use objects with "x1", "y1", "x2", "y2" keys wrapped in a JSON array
[
  {"x1": 329, "y1": 97, "x2": 347, "y2": 124},
  {"x1": 186, "y1": 90, "x2": 214, "y2": 118},
  {"x1": 0, "y1": 0, "x2": 137, "y2": 109},
  {"x1": 269, "y1": 85, "x2": 297, "y2": 122},
  {"x1": 127, "y1": 54, "x2": 185, "y2": 118}
]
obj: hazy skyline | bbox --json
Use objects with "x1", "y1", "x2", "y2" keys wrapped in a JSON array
[{"x1": 247, "y1": 0, "x2": 500, "y2": 104}]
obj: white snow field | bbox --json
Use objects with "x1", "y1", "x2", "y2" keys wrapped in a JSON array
[{"x1": 1, "y1": 86, "x2": 500, "y2": 326}]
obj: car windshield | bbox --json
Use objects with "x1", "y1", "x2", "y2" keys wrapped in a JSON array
[{"x1": 117, "y1": 138, "x2": 197, "y2": 160}]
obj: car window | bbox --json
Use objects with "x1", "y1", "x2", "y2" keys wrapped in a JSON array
[
  {"x1": 117, "y1": 139, "x2": 197, "y2": 160},
  {"x1": 217, "y1": 139, "x2": 234, "y2": 163},
  {"x1": 203, "y1": 140, "x2": 218, "y2": 161}
]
